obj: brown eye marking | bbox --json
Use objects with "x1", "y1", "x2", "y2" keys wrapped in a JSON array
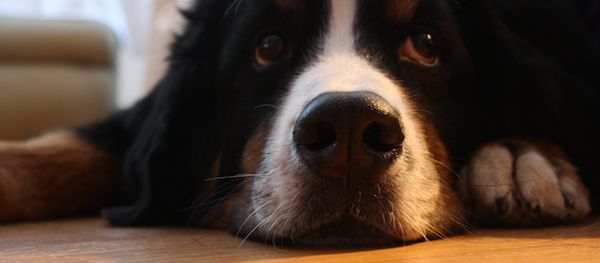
[
  {"x1": 399, "y1": 33, "x2": 439, "y2": 66},
  {"x1": 254, "y1": 33, "x2": 289, "y2": 67},
  {"x1": 274, "y1": 0, "x2": 305, "y2": 12},
  {"x1": 386, "y1": 0, "x2": 419, "y2": 24}
]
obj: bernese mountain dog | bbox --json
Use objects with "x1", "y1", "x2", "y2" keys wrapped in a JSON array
[{"x1": 0, "y1": 0, "x2": 598, "y2": 247}]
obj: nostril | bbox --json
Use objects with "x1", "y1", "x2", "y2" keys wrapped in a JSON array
[
  {"x1": 294, "y1": 122, "x2": 336, "y2": 151},
  {"x1": 310, "y1": 122, "x2": 337, "y2": 151},
  {"x1": 363, "y1": 120, "x2": 404, "y2": 154}
]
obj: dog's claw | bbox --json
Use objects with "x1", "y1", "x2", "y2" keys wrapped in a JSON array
[
  {"x1": 527, "y1": 202, "x2": 540, "y2": 212},
  {"x1": 563, "y1": 192, "x2": 575, "y2": 209}
]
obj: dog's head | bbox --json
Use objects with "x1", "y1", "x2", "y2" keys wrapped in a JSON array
[
  {"x1": 182, "y1": 0, "x2": 478, "y2": 246},
  {"x1": 103, "y1": 0, "x2": 499, "y2": 246}
]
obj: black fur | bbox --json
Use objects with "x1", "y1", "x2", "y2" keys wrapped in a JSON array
[
  {"x1": 455, "y1": 0, "x2": 600, "y2": 206},
  {"x1": 78, "y1": 0, "x2": 231, "y2": 225}
]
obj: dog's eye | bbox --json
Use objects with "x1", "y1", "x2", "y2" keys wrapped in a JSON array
[
  {"x1": 400, "y1": 33, "x2": 439, "y2": 66},
  {"x1": 255, "y1": 33, "x2": 288, "y2": 66}
]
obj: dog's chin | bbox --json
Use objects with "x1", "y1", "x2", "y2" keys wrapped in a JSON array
[
  {"x1": 290, "y1": 216, "x2": 408, "y2": 248},
  {"x1": 231, "y1": 188, "x2": 402, "y2": 247},
  {"x1": 241, "y1": 215, "x2": 408, "y2": 248}
]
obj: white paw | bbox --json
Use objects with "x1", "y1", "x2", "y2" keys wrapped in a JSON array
[{"x1": 460, "y1": 141, "x2": 590, "y2": 226}]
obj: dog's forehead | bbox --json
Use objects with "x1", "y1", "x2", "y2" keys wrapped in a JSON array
[{"x1": 273, "y1": 0, "x2": 419, "y2": 20}]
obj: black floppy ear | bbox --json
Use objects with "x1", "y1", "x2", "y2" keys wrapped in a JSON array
[
  {"x1": 82, "y1": 0, "x2": 233, "y2": 226},
  {"x1": 454, "y1": 0, "x2": 600, "y2": 188}
]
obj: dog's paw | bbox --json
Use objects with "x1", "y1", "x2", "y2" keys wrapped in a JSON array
[{"x1": 460, "y1": 140, "x2": 590, "y2": 226}]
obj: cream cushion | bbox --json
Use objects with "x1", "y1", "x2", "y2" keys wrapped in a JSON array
[{"x1": 0, "y1": 19, "x2": 117, "y2": 140}]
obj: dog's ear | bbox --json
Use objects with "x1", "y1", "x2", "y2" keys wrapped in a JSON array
[
  {"x1": 81, "y1": 0, "x2": 234, "y2": 226},
  {"x1": 456, "y1": 0, "x2": 599, "y2": 85},
  {"x1": 454, "y1": 0, "x2": 600, "y2": 184}
]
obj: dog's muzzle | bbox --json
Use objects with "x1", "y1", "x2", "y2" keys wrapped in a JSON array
[{"x1": 293, "y1": 91, "x2": 404, "y2": 180}]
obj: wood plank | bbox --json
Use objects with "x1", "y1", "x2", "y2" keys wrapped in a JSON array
[{"x1": 0, "y1": 217, "x2": 599, "y2": 262}]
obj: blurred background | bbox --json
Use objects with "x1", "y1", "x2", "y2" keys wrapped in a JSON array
[{"x1": 0, "y1": 0, "x2": 191, "y2": 140}]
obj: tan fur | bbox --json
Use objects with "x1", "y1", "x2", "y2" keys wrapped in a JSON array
[
  {"x1": 196, "y1": 126, "x2": 269, "y2": 229},
  {"x1": 420, "y1": 122, "x2": 466, "y2": 234},
  {"x1": 0, "y1": 131, "x2": 120, "y2": 222},
  {"x1": 274, "y1": 0, "x2": 305, "y2": 12},
  {"x1": 240, "y1": 125, "x2": 268, "y2": 174},
  {"x1": 386, "y1": 0, "x2": 419, "y2": 24}
]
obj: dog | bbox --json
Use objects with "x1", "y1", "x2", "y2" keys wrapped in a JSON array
[{"x1": 0, "y1": 0, "x2": 598, "y2": 247}]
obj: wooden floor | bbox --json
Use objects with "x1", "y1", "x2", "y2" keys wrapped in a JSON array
[{"x1": 1, "y1": 217, "x2": 599, "y2": 262}]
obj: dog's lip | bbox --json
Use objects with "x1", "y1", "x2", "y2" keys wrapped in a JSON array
[{"x1": 290, "y1": 215, "x2": 407, "y2": 247}]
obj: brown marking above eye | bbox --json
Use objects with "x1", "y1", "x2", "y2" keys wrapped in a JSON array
[
  {"x1": 255, "y1": 33, "x2": 289, "y2": 67},
  {"x1": 399, "y1": 33, "x2": 439, "y2": 66},
  {"x1": 386, "y1": 0, "x2": 419, "y2": 24},
  {"x1": 274, "y1": 0, "x2": 305, "y2": 12}
]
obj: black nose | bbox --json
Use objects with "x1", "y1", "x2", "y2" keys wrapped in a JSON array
[{"x1": 293, "y1": 92, "x2": 404, "y2": 179}]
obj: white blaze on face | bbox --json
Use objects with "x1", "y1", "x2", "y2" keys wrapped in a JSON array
[
  {"x1": 325, "y1": 0, "x2": 356, "y2": 53},
  {"x1": 261, "y1": 0, "x2": 442, "y2": 236}
]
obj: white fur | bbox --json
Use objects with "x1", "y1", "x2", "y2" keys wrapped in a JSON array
[
  {"x1": 516, "y1": 151, "x2": 564, "y2": 216},
  {"x1": 269, "y1": 0, "x2": 436, "y2": 182},
  {"x1": 467, "y1": 146, "x2": 514, "y2": 209},
  {"x1": 462, "y1": 144, "x2": 591, "y2": 224},
  {"x1": 253, "y1": 0, "x2": 442, "y2": 239}
]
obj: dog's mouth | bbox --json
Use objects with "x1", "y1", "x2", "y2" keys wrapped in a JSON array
[
  {"x1": 241, "y1": 215, "x2": 406, "y2": 248},
  {"x1": 291, "y1": 216, "x2": 406, "y2": 247}
]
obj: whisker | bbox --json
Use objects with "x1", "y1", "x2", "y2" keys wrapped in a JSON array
[
  {"x1": 392, "y1": 204, "x2": 408, "y2": 246},
  {"x1": 224, "y1": 0, "x2": 244, "y2": 16},
  {"x1": 235, "y1": 201, "x2": 270, "y2": 239},
  {"x1": 184, "y1": 180, "x2": 247, "y2": 211},
  {"x1": 426, "y1": 156, "x2": 461, "y2": 178},
  {"x1": 239, "y1": 219, "x2": 268, "y2": 248},
  {"x1": 254, "y1": 104, "x2": 279, "y2": 110},
  {"x1": 263, "y1": 204, "x2": 284, "y2": 247},
  {"x1": 269, "y1": 214, "x2": 286, "y2": 249},
  {"x1": 204, "y1": 173, "x2": 265, "y2": 182},
  {"x1": 239, "y1": 204, "x2": 281, "y2": 249}
]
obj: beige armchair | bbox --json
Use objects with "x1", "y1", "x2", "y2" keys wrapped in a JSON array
[{"x1": 0, "y1": 18, "x2": 117, "y2": 140}]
